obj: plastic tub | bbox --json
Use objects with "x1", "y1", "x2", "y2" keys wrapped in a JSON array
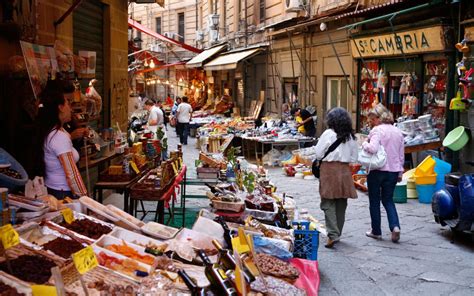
[
  {"x1": 414, "y1": 172, "x2": 437, "y2": 185},
  {"x1": 0, "y1": 148, "x2": 28, "y2": 190},
  {"x1": 435, "y1": 174, "x2": 446, "y2": 192},
  {"x1": 416, "y1": 184, "x2": 436, "y2": 204},
  {"x1": 415, "y1": 155, "x2": 436, "y2": 176},
  {"x1": 407, "y1": 188, "x2": 418, "y2": 199},
  {"x1": 442, "y1": 126, "x2": 469, "y2": 151},
  {"x1": 433, "y1": 157, "x2": 452, "y2": 175},
  {"x1": 393, "y1": 183, "x2": 407, "y2": 203}
]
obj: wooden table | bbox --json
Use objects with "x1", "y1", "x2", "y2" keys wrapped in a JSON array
[
  {"x1": 78, "y1": 151, "x2": 122, "y2": 170},
  {"x1": 404, "y1": 140, "x2": 443, "y2": 168}
]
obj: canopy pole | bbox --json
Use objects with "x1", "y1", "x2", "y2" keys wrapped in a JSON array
[{"x1": 287, "y1": 31, "x2": 317, "y2": 96}]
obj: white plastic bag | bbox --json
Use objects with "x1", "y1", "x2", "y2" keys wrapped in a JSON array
[{"x1": 358, "y1": 146, "x2": 387, "y2": 172}]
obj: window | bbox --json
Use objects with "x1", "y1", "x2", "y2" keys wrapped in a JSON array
[
  {"x1": 178, "y1": 13, "x2": 185, "y2": 43},
  {"x1": 156, "y1": 17, "x2": 162, "y2": 34},
  {"x1": 259, "y1": 0, "x2": 265, "y2": 23},
  {"x1": 326, "y1": 77, "x2": 349, "y2": 110}
]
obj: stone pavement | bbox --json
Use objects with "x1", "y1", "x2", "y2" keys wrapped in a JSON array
[{"x1": 105, "y1": 133, "x2": 474, "y2": 295}]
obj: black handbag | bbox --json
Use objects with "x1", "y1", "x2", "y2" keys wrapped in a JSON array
[{"x1": 312, "y1": 138, "x2": 343, "y2": 178}]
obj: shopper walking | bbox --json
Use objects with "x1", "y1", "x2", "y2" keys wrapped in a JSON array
[
  {"x1": 176, "y1": 96, "x2": 193, "y2": 145},
  {"x1": 144, "y1": 99, "x2": 165, "y2": 140},
  {"x1": 34, "y1": 80, "x2": 87, "y2": 200},
  {"x1": 362, "y1": 103, "x2": 404, "y2": 243},
  {"x1": 310, "y1": 107, "x2": 358, "y2": 248}
]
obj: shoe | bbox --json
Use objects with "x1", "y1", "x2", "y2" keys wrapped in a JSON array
[
  {"x1": 455, "y1": 42, "x2": 464, "y2": 51},
  {"x1": 325, "y1": 238, "x2": 336, "y2": 248},
  {"x1": 391, "y1": 227, "x2": 400, "y2": 243},
  {"x1": 365, "y1": 231, "x2": 382, "y2": 240}
]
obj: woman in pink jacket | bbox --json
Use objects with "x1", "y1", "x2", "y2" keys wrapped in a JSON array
[{"x1": 362, "y1": 104, "x2": 404, "y2": 243}]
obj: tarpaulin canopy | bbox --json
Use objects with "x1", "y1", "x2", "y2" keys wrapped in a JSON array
[
  {"x1": 186, "y1": 44, "x2": 227, "y2": 68},
  {"x1": 203, "y1": 47, "x2": 265, "y2": 71},
  {"x1": 128, "y1": 19, "x2": 202, "y2": 54}
]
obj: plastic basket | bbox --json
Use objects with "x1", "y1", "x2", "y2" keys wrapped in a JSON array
[
  {"x1": 393, "y1": 183, "x2": 407, "y2": 203},
  {"x1": 413, "y1": 172, "x2": 437, "y2": 185},
  {"x1": 292, "y1": 221, "x2": 319, "y2": 261},
  {"x1": 433, "y1": 157, "x2": 452, "y2": 175},
  {"x1": 415, "y1": 155, "x2": 436, "y2": 176}
]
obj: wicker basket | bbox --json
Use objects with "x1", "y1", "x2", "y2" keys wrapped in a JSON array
[{"x1": 353, "y1": 174, "x2": 368, "y2": 192}]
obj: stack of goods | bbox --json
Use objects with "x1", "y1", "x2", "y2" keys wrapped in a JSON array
[
  {"x1": 396, "y1": 114, "x2": 440, "y2": 146},
  {"x1": 413, "y1": 155, "x2": 438, "y2": 204}
]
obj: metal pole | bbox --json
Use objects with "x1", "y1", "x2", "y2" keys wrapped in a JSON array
[
  {"x1": 288, "y1": 31, "x2": 316, "y2": 95},
  {"x1": 287, "y1": 32, "x2": 296, "y2": 81},
  {"x1": 244, "y1": 0, "x2": 248, "y2": 48},
  {"x1": 325, "y1": 30, "x2": 355, "y2": 96}
]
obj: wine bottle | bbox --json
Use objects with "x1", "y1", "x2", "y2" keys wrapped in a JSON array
[
  {"x1": 197, "y1": 250, "x2": 238, "y2": 296},
  {"x1": 177, "y1": 269, "x2": 209, "y2": 296},
  {"x1": 215, "y1": 216, "x2": 233, "y2": 250},
  {"x1": 212, "y1": 240, "x2": 255, "y2": 284}
]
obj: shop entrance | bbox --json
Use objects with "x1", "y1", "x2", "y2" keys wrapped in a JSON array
[{"x1": 283, "y1": 78, "x2": 298, "y2": 106}]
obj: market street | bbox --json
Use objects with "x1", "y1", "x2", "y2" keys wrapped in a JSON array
[{"x1": 102, "y1": 134, "x2": 474, "y2": 296}]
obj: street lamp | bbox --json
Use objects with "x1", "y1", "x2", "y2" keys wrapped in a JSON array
[
  {"x1": 149, "y1": 59, "x2": 155, "y2": 68},
  {"x1": 210, "y1": 14, "x2": 219, "y2": 30}
]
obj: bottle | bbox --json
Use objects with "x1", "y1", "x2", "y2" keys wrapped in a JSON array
[
  {"x1": 277, "y1": 198, "x2": 290, "y2": 229},
  {"x1": 178, "y1": 269, "x2": 209, "y2": 296},
  {"x1": 215, "y1": 216, "x2": 233, "y2": 250},
  {"x1": 212, "y1": 240, "x2": 255, "y2": 284},
  {"x1": 197, "y1": 250, "x2": 238, "y2": 296}
]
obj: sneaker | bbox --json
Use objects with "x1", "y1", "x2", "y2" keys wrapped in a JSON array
[
  {"x1": 365, "y1": 231, "x2": 382, "y2": 240},
  {"x1": 391, "y1": 227, "x2": 400, "y2": 243}
]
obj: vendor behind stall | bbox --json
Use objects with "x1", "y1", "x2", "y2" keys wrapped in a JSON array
[{"x1": 34, "y1": 80, "x2": 88, "y2": 200}]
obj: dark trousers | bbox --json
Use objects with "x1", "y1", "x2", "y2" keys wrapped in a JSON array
[
  {"x1": 367, "y1": 171, "x2": 400, "y2": 235},
  {"x1": 176, "y1": 122, "x2": 189, "y2": 144},
  {"x1": 47, "y1": 187, "x2": 74, "y2": 200}
]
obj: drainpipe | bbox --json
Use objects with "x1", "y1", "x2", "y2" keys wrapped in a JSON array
[{"x1": 244, "y1": 0, "x2": 248, "y2": 47}]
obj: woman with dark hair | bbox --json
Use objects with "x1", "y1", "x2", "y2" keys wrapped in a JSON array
[
  {"x1": 310, "y1": 107, "x2": 358, "y2": 248},
  {"x1": 34, "y1": 80, "x2": 87, "y2": 199}
]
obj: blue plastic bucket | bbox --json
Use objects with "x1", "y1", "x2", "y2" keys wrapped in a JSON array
[
  {"x1": 435, "y1": 174, "x2": 446, "y2": 192},
  {"x1": 433, "y1": 157, "x2": 452, "y2": 175},
  {"x1": 416, "y1": 184, "x2": 436, "y2": 204}
]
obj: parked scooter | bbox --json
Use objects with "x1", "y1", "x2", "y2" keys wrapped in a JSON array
[{"x1": 432, "y1": 162, "x2": 474, "y2": 239}]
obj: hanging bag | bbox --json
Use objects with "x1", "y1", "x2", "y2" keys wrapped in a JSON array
[
  {"x1": 358, "y1": 145, "x2": 387, "y2": 172},
  {"x1": 312, "y1": 138, "x2": 343, "y2": 178}
]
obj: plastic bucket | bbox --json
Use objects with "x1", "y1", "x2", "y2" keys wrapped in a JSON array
[
  {"x1": 414, "y1": 172, "x2": 437, "y2": 185},
  {"x1": 393, "y1": 183, "x2": 407, "y2": 203},
  {"x1": 415, "y1": 155, "x2": 436, "y2": 176},
  {"x1": 433, "y1": 157, "x2": 452, "y2": 175},
  {"x1": 416, "y1": 184, "x2": 436, "y2": 204},
  {"x1": 442, "y1": 126, "x2": 469, "y2": 151},
  {"x1": 435, "y1": 174, "x2": 445, "y2": 192}
]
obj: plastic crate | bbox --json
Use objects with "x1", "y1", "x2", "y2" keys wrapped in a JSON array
[{"x1": 292, "y1": 221, "x2": 319, "y2": 261}]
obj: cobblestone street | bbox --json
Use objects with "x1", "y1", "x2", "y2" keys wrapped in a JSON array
[{"x1": 105, "y1": 134, "x2": 474, "y2": 295}]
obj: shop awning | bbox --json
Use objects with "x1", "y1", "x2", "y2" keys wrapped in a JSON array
[
  {"x1": 128, "y1": 19, "x2": 202, "y2": 53},
  {"x1": 134, "y1": 61, "x2": 186, "y2": 75},
  {"x1": 186, "y1": 44, "x2": 227, "y2": 68},
  {"x1": 203, "y1": 48, "x2": 264, "y2": 71}
]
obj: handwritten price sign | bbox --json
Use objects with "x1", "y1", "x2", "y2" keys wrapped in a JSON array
[
  {"x1": 72, "y1": 246, "x2": 98, "y2": 274},
  {"x1": 31, "y1": 285, "x2": 57, "y2": 296},
  {"x1": 0, "y1": 224, "x2": 20, "y2": 249},
  {"x1": 61, "y1": 208, "x2": 75, "y2": 224}
]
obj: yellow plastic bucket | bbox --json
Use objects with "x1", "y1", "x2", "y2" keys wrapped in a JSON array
[
  {"x1": 415, "y1": 156, "x2": 436, "y2": 176},
  {"x1": 414, "y1": 172, "x2": 437, "y2": 185}
]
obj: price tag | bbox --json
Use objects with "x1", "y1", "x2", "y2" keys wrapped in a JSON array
[
  {"x1": 31, "y1": 285, "x2": 58, "y2": 296},
  {"x1": 130, "y1": 161, "x2": 140, "y2": 174},
  {"x1": 0, "y1": 224, "x2": 20, "y2": 249},
  {"x1": 72, "y1": 246, "x2": 98, "y2": 274},
  {"x1": 61, "y1": 208, "x2": 75, "y2": 224},
  {"x1": 231, "y1": 227, "x2": 250, "y2": 254}
]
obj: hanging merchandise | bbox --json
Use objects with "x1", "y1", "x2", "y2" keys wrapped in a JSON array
[{"x1": 450, "y1": 90, "x2": 467, "y2": 111}]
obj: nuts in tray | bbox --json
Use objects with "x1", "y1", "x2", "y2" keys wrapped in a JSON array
[
  {"x1": 60, "y1": 219, "x2": 112, "y2": 239},
  {"x1": 87, "y1": 279, "x2": 134, "y2": 296},
  {"x1": 0, "y1": 282, "x2": 26, "y2": 296},
  {"x1": 254, "y1": 253, "x2": 299, "y2": 280},
  {"x1": 0, "y1": 255, "x2": 56, "y2": 284},
  {"x1": 42, "y1": 237, "x2": 85, "y2": 259}
]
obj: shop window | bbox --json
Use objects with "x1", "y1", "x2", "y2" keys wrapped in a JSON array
[
  {"x1": 423, "y1": 60, "x2": 447, "y2": 138},
  {"x1": 156, "y1": 17, "x2": 162, "y2": 35},
  {"x1": 178, "y1": 13, "x2": 185, "y2": 43},
  {"x1": 326, "y1": 77, "x2": 349, "y2": 110},
  {"x1": 259, "y1": 0, "x2": 265, "y2": 23},
  {"x1": 283, "y1": 79, "x2": 298, "y2": 105}
]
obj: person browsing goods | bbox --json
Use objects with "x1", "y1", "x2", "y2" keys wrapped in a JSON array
[
  {"x1": 144, "y1": 99, "x2": 165, "y2": 140},
  {"x1": 34, "y1": 80, "x2": 88, "y2": 200},
  {"x1": 176, "y1": 96, "x2": 193, "y2": 145}
]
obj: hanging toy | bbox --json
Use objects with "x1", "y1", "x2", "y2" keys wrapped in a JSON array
[
  {"x1": 455, "y1": 35, "x2": 470, "y2": 53},
  {"x1": 456, "y1": 57, "x2": 467, "y2": 76},
  {"x1": 450, "y1": 89, "x2": 466, "y2": 111},
  {"x1": 458, "y1": 67, "x2": 474, "y2": 100}
]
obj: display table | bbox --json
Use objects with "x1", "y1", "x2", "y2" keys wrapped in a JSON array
[
  {"x1": 78, "y1": 151, "x2": 121, "y2": 171},
  {"x1": 404, "y1": 140, "x2": 443, "y2": 168},
  {"x1": 240, "y1": 136, "x2": 315, "y2": 163}
]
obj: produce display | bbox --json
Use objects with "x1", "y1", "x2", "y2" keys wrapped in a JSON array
[
  {"x1": 0, "y1": 282, "x2": 25, "y2": 296},
  {"x1": 254, "y1": 253, "x2": 300, "y2": 280},
  {"x1": 87, "y1": 279, "x2": 135, "y2": 296},
  {"x1": 0, "y1": 255, "x2": 56, "y2": 284},
  {"x1": 105, "y1": 241, "x2": 155, "y2": 265},
  {"x1": 60, "y1": 218, "x2": 112, "y2": 239},
  {"x1": 42, "y1": 237, "x2": 85, "y2": 259},
  {"x1": 96, "y1": 251, "x2": 148, "y2": 278}
]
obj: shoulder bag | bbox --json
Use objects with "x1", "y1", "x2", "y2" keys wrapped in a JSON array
[
  {"x1": 358, "y1": 145, "x2": 387, "y2": 172},
  {"x1": 312, "y1": 138, "x2": 343, "y2": 178}
]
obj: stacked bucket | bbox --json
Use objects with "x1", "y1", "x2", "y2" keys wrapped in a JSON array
[{"x1": 413, "y1": 156, "x2": 451, "y2": 204}]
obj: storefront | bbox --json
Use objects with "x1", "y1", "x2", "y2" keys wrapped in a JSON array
[{"x1": 352, "y1": 24, "x2": 454, "y2": 139}]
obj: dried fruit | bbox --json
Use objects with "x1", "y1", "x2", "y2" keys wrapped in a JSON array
[{"x1": 0, "y1": 255, "x2": 56, "y2": 284}]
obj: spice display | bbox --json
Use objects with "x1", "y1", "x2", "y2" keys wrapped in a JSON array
[
  {"x1": 0, "y1": 283, "x2": 25, "y2": 296},
  {"x1": 105, "y1": 241, "x2": 155, "y2": 265},
  {"x1": 0, "y1": 255, "x2": 56, "y2": 284},
  {"x1": 254, "y1": 253, "x2": 299, "y2": 280},
  {"x1": 42, "y1": 237, "x2": 85, "y2": 259},
  {"x1": 87, "y1": 280, "x2": 135, "y2": 296},
  {"x1": 60, "y1": 219, "x2": 112, "y2": 239},
  {"x1": 0, "y1": 168, "x2": 22, "y2": 179}
]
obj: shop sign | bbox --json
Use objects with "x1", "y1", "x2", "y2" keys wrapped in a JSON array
[{"x1": 351, "y1": 26, "x2": 446, "y2": 58}]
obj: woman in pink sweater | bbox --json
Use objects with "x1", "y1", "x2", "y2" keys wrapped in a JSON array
[{"x1": 362, "y1": 104, "x2": 404, "y2": 243}]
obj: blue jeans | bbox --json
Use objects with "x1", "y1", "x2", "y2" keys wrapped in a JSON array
[{"x1": 367, "y1": 171, "x2": 400, "y2": 235}]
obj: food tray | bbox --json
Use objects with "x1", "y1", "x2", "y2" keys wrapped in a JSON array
[
  {"x1": 94, "y1": 235, "x2": 153, "y2": 264},
  {"x1": 211, "y1": 199, "x2": 245, "y2": 212},
  {"x1": 8, "y1": 194, "x2": 49, "y2": 212},
  {"x1": 141, "y1": 222, "x2": 181, "y2": 240},
  {"x1": 79, "y1": 196, "x2": 119, "y2": 223},
  {"x1": 174, "y1": 228, "x2": 218, "y2": 252},
  {"x1": 60, "y1": 263, "x2": 139, "y2": 295},
  {"x1": 17, "y1": 222, "x2": 85, "y2": 250},
  {"x1": 243, "y1": 203, "x2": 279, "y2": 222},
  {"x1": 106, "y1": 204, "x2": 145, "y2": 231},
  {"x1": 109, "y1": 227, "x2": 165, "y2": 249},
  {"x1": 92, "y1": 245, "x2": 151, "y2": 280},
  {"x1": 0, "y1": 271, "x2": 33, "y2": 296}
]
